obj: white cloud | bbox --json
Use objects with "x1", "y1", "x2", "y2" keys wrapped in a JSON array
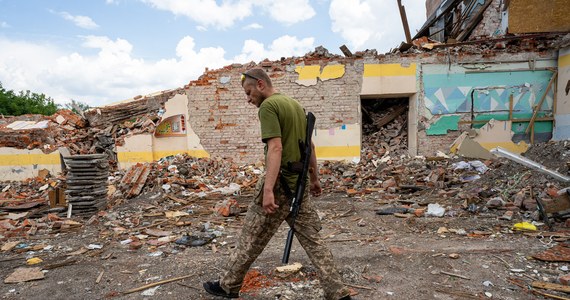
[
  {"x1": 58, "y1": 11, "x2": 99, "y2": 30},
  {"x1": 196, "y1": 25, "x2": 208, "y2": 32},
  {"x1": 140, "y1": 0, "x2": 315, "y2": 29},
  {"x1": 0, "y1": 34, "x2": 311, "y2": 107},
  {"x1": 106, "y1": 0, "x2": 119, "y2": 4},
  {"x1": 329, "y1": 0, "x2": 425, "y2": 53},
  {"x1": 1, "y1": 21, "x2": 10, "y2": 28},
  {"x1": 242, "y1": 23, "x2": 263, "y2": 30},
  {"x1": 233, "y1": 35, "x2": 315, "y2": 63},
  {"x1": 0, "y1": 39, "x2": 62, "y2": 94},
  {"x1": 141, "y1": 0, "x2": 254, "y2": 29},
  {"x1": 264, "y1": 0, "x2": 315, "y2": 26}
]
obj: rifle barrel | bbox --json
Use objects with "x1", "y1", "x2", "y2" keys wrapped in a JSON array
[
  {"x1": 282, "y1": 229, "x2": 295, "y2": 263},
  {"x1": 281, "y1": 112, "x2": 316, "y2": 264}
]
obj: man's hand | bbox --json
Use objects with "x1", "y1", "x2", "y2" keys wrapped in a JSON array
[
  {"x1": 310, "y1": 179, "x2": 322, "y2": 197},
  {"x1": 263, "y1": 190, "x2": 279, "y2": 214}
]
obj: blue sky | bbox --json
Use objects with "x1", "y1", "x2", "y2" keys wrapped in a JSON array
[{"x1": 0, "y1": 0, "x2": 426, "y2": 106}]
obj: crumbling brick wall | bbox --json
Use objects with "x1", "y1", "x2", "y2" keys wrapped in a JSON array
[
  {"x1": 185, "y1": 58, "x2": 363, "y2": 164},
  {"x1": 471, "y1": 0, "x2": 504, "y2": 38},
  {"x1": 417, "y1": 124, "x2": 471, "y2": 157}
]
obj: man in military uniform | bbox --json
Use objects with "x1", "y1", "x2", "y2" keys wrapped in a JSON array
[{"x1": 203, "y1": 68, "x2": 351, "y2": 300}]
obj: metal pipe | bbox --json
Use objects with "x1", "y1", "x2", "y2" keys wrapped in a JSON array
[{"x1": 490, "y1": 147, "x2": 570, "y2": 183}]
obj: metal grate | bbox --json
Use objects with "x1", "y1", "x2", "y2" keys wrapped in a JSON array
[{"x1": 63, "y1": 154, "x2": 109, "y2": 216}]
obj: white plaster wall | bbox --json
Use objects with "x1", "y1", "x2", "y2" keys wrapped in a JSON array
[
  {"x1": 408, "y1": 93, "x2": 419, "y2": 156},
  {"x1": 158, "y1": 93, "x2": 206, "y2": 155},
  {"x1": 361, "y1": 76, "x2": 417, "y2": 97},
  {"x1": 116, "y1": 134, "x2": 153, "y2": 169},
  {"x1": 0, "y1": 147, "x2": 61, "y2": 181},
  {"x1": 313, "y1": 124, "x2": 361, "y2": 162}
]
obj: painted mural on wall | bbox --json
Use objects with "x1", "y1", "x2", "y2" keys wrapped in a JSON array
[
  {"x1": 422, "y1": 64, "x2": 556, "y2": 141},
  {"x1": 423, "y1": 67, "x2": 554, "y2": 115},
  {"x1": 154, "y1": 114, "x2": 187, "y2": 137}
]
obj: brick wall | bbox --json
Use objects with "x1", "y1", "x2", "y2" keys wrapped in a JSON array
[
  {"x1": 182, "y1": 47, "x2": 559, "y2": 163},
  {"x1": 417, "y1": 124, "x2": 471, "y2": 157},
  {"x1": 185, "y1": 58, "x2": 364, "y2": 164},
  {"x1": 472, "y1": 0, "x2": 503, "y2": 38}
]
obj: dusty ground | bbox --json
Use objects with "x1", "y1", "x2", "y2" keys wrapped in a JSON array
[{"x1": 0, "y1": 190, "x2": 562, "y2": 300}]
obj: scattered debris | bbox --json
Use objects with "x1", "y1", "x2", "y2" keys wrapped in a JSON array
[
  {"x1": 4, "y1": 267, "x2": 44, "y2": 283},
  {"x1": 276, "y1": 262, "x2": 303, "y2": 274},
  {"x1": 122, "y1": 274, "x2": 195, "y2": 295}
]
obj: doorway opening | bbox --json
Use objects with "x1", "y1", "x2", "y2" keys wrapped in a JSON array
[{"x1": 360, "y1": 97, "x2": 409, "y2": 160}]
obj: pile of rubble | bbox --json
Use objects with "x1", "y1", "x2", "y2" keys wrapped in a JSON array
[
  {"x1": 1, "y1": 117, "x2": 570, "y2": 299},
  {"x1": 2, "y1": 97, "x2": 569, "y2": 219},
  {"x1": 109, "y1": 154, "x2": 262, "y2": 202},
  {"x1": 0, "y1": 89, "x2": 176, "y2": 157},
  {"x1": 319, "y1": 100, "x2": 409, "y2": 193},
  {"x1": 1, "y1": 92, "x2": 569, "y2": 245}
]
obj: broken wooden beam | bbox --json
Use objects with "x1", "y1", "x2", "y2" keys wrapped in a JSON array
[
  {"x1": 339, "y1": 45, "x2": 353, "y2": 57},
  {"x1": 526, "y1": 71, "x2": 558, "y2": 134},
  {"x1": 122, "y1": 274, "x2": 196, "y2": 294},
  {"x1": 397, "y1": 0, "x2": 412, "y2": 43}
]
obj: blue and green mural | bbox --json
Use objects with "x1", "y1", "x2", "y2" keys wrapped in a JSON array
[
  {"x1": 422, "y1": 64, "x2": 556, "y2": 141},
  {"x1": 423, "y1": 68, "x2": 554, "y2": 114}
]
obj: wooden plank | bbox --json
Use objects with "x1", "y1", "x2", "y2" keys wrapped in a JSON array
[
  {"x1": 532, "y1": 281, "x2": 570, "y2": 293},
  {"x1": 374, "y1": 105, "x2": 407, "y2": 128},
  {"x1": 509, "y1": 94, "x2": 514, "y2": 120},
  {"x1": 397, "y1": 0, "x2": 412, "y2": 43},
  {"x1": 526, "y1": 71, "x2": 558, "y2": 134},
  {"x1": 128, "y1": 164, "x2": 150, "y2": 197},
  {"x1": 122, "y1": 274, "x2": 196, "y2": 294}
]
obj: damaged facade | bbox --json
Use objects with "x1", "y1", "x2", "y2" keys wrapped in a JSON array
[
  {"x1": 2, "y1": 2, "x2": 570, "y2": 298},
  {"x1": 0, "y1": 0, "x2": 569, "y2": 179}
]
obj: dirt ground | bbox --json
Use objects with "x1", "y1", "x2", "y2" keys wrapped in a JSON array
[
  {"x1": 0, "y1": 189, "x2": 561, "y2": 300},
  {"x1": 1, "y1": 141, "x2": 569, "y2": 299}
]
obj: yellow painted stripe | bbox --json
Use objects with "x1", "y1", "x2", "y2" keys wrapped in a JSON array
[
  {"x1": 117, "y1": 151, "x2": 154, "y2": 163},
  {"x1": 364, "y1": 63, "x2": 416, "y2": 77},
  {"x1": 0, "y1": 153, "x2": 61, "y2": 166},
  {"x1": 315, "y1": 145, "x2": 361, "y2": 158},
  {"x1": 117, "y1": 150, "x2": 210, "y2": 163},
  {"x1": 295, "y1": 65, "x2": 321, "y2": 80},
  {"x1": 478, "y1": 141, "x2": 529, "y2": 154},
  {"x1": 320, "y1": 65, "x2": 345, "y2": 79},
  {"x1": 559, "y1": 53, "x2": 570, "y2": 68}
]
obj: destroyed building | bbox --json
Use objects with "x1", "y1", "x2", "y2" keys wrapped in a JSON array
[
  {"x1": 1, "y1": 1, "x2": 570, "y2": 299},
  {"x1": 0, "y1": 0, "x2": 569, "y2": 179}
]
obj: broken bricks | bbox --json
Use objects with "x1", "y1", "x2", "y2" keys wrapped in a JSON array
[{"x1": 214, "y1": 198, "x2": 240, "y2": 217}]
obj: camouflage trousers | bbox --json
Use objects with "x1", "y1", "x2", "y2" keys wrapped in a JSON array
[{"x1": 220, "y1": 175, "x2": 350, "y2": 300}]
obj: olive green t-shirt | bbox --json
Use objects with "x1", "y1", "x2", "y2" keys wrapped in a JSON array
[{"x1": 258, "y1": 93, "x2": 307, "y2": 191}]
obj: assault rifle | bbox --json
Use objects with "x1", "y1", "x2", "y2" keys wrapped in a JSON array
[{"x1": 282, "y1": 112, "x2": 316, "y2": 264}]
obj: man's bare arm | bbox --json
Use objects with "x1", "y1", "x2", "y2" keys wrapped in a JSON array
[{"x1": 263, "y1": 137, "x2": 282, "y2": 213}]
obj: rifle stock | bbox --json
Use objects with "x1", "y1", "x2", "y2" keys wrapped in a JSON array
[{"x1": 282, "y1": 112, "x2": 316, "y2": 264}]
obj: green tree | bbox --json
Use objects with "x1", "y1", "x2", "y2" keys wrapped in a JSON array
[
  {"x1": 0, "y1": 82, "x2": 58, "y2": 116},
  {"x1": 64, "y1": 99, "x2": 91, "y2": 115}
]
